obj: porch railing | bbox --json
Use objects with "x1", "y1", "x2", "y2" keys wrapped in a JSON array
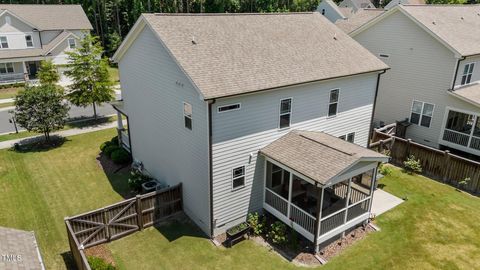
[
  {"x1": 265, "y1": 188, "x2": 288, "y2": 217},
  {"x1": 442, "y1": 129, "x2": 470, "y2": 147},
  {"x1": 0, "y1": 73, "x2": 24, "y2": 84},
  {"x1": 290, "y1": 204, "x2": 316, "y2": 234},
  {"x1": 319, "y1": 209, "x2": 345, "y2": 235},
  {"x1": 470, "y1": 136, "x2": 480, "y2": 151},
  {"x1": 347, "y1": 198, "x2": 370, "y2": 221}
]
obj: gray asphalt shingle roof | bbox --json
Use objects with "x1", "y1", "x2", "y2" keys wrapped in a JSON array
[
  {"x1": 451, "y1": 83, "x2": 480, "y2": 107},
  {"x1": 0, "y1": 4, "x2": 92, "y2": 30},
  {"x1": 142, "y1": 13, "x2": 388, "y2": 99},
  {"x1": 260, "y1": 131, "x2": 387, "y2": 185},
  {"x1": 336, "y1": 9, "x2": 385, "y2": 33}
]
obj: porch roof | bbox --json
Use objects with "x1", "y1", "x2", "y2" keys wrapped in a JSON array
[
  {"x1": 260, "y1": 131, "x2": 388, "y2": 185},
  {"x1": 110, "y1": 100, "x2": 126, "y2": 115},
  {"x1": 450, "y1": 83, "x2": 480, "y2": 107}
]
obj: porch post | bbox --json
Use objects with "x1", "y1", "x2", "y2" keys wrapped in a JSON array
[
  {"x1": 467, "y1": 115, "x2": 477, "y2": 149},
  {"x1": 116, "y1": 111, "x2": 123, "y2": 130},
  {"x1": 313, "y1": 185, "x2": 325, "y2": 253},
  {"x1": 367, "y1": 167, "x2": 378, "y2": 213},
  {"x1": 287, "y1": 172, "x2": 293, "y2": 219},
  {"x1": 263, "y1": 159, "x2": 267, "y2": 207},
  {"x1": 342, "y1": 178, "x2": 352, "y2": 237},
  {"x1": 22, "y1": 61, "x2": 29, "y2": 81}
]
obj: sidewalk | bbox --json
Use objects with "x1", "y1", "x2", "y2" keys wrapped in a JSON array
[{"x1": 0, "y1": 120, "x2": 123, "y2": 149}]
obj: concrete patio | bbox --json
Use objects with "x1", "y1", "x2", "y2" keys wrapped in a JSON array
[{"x1": 371, "y1": 189, "x2": 404, "y2": 217}]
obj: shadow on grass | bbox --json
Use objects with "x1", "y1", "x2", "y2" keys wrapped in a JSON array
[
  {"x1": 97, "y1": 152, "x2": 133, "y2": 199},
  {"x1": 12, "y1": 135, "x2": 68, "y2": 153},
  {"x1": 153, "y1": 215, "x2": 209, "y2": 243},
  {"x1": 60, "y1": 251, "x2": 77, "y2": 270},
  {"x1": 66, "y1": 116, "x2": 114, "y2": 129}
]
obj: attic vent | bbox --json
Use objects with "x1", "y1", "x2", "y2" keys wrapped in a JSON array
[
  {"x1": 5, "y1": 16, "x2": 11, "y2": 24},
  {"x1": 379, "y1": 54, "x2": 390, "y2": 58}
]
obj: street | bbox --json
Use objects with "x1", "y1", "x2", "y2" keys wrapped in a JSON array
[{"x1": 0, "y1": 102, "x2": 116, "y2": 134}]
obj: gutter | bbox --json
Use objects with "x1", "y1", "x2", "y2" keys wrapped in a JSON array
[
  {"x1": 450, "y1": 56, "x2": 466, "y2": 91},
  {"x1": 208, "y1": 99, "x2": 216, "y2": 237},
  {"x1": 367, "y1": 69, "x2": 388, "y2": 148}
]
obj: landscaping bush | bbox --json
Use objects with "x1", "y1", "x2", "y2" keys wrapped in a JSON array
[
  {"x1": 100, "y1": 141, "x2": 113, "y2": 152},
  {"x1": 379, "y1": 163, "x2": 393, "y2": 176},
  {"x1": 128, "y1": 168, "x2": 152, "y2": 192},
  {"x1": 110, "y1": 135, "x2": 119, "y2": 145},
  {"x1": 267, "y1": 221, "x2": 287, "y2": 245},
  {"x1": 103, "y1": 145, "x2": 120, "y2": 158},
  {"x1": 458, "y1": 177, "x2": 471, "y2": 190},
  {"x1": 111, "y1": 148, "x2": 131, "y2": 164},
  {"x1": 87, "y1": 256, "x2": 116, "y2": 270},
  {"x1": 403, "y1": 155, "x2": 422, "y2": 174},
  {"x1": 247, "y1": 212, "x2": 266, "y2": 236}
]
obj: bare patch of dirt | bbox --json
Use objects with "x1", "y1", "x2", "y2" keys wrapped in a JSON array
[
  {"x1": 85, "y1": 244, "x2": 116, "y2": 266},
  {"x1": 318, "y1": 224, "x2": 375, "y2": 261}
]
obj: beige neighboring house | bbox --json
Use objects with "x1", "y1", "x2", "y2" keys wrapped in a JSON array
[
  {"x1": 0, "y1": 4, "x2": 92, "y2": 85},
  {"x1": 351, "y1": 5, "x2": 480, "y2": 158},
  {"x1": 384, "y1": 0, "x2": 426, "y2": 10},
  {"x1": 318, "y1": 0, "x2": 379, "y2": 23},
  {"x1": 335, "y1": 8, "x2": 384, "y2": 33},
  {"x1": 112, "y1": 13, "x2": 389, "y2": 252},
  {"x1": 339, "y1": 0, "x2": 376, "y2": 11}
]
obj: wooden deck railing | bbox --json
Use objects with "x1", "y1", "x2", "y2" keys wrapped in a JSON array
[{"x1": 65, "y1": 184, "x2": 182, "y2": 270}]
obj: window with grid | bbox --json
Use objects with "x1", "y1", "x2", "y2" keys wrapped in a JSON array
[
  {"x1": 410, "y1": 100, "x2": 434, "y2": 128},
  {"x1": 0, "y1": 63, "x2": 14, "y2": 74},
  {"x1": 68, "y1": 38, "x2": 76, "y2": 49},
  {"x1": 279, "y1": 98, "x2": 292, "y2": 129},
  {"x1": 183, "y1": 102, "x2": 192, "y2": 130},
  {"x1": 25, "y1": 35, "x2": 33, "y2": 47},
  {"x1": 461, "y1": 63, "x2": 475, "y2": 85},
  {"x1": 232, "y1": 166, "x2": 245, "y2": 190},
  {"x1": 328, "y1": 89, "x2": 339, "y2": 117},
  {"x1": 0, "y1": 36, "x2": 8, "y2": 48}
]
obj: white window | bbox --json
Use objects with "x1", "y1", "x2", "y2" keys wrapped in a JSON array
[
  {"x1": 410, "y1": 100, "x2": 434, "y2": 128},
  {"x1": 461, "y1": 63, "x2": 475, "y2": 85},
  {"x1": 25, "y1": 35, "x2": 34, "y2": 48},
  {"x1": 279, "y1": 98, "x2": 292, "y2": 129},
  {"x1": 339, "y1": 132, "x2": 355, "y2": 143},
  {"x1": 0, "y1": 63, "x2": 14, "y2": 74},
  {"x1": 218, "y1": 103, "x2": 240, "y2": 113},
  {"x1": 68, "y1": 38, "x2": 76, "y2": 49},
  {"x1": 183, "y1": 102, "x2": 192, "y2": 130},
  {"x1": 328, "y1": 89, "x2": 339, "y2": 117},
  {"x1": 0, "y1": 36, "x2": 8, "y2": 49},
  {"x1": 232, "y1": 166, "x2": 245, "y2": 190}
]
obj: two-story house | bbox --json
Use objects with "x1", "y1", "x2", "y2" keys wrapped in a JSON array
[
  {"x1": 317, "y1": 0, "x2": 378, "y2": 23},
  {"x1": 112, "y1": 13, "x2": 389, "y2": 252},
  {"x1": 350, "y1": 5, "x2": 480, "y2": 158},
  {"x1": 0, "y1": 4, "x2": 92, "y2": 85}
]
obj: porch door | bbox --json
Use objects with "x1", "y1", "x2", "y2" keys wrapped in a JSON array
[{"x1": 28, "y1": 62, "x2": 38, "y2": 79}]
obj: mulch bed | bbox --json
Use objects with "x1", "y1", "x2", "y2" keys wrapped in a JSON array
[
  {"x1": 318, "y1": 223, "x2": 375, "y2": 261},
  {"x1": 96, "y1": 153, "x2": 130, "y2": 174},
  {"x1": 84, "y1": 244, "x2": 116, "y2": 266}
]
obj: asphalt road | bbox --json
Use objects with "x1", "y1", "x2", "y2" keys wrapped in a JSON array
[{"x1": 0, "y1": 102, "x2": 116, "y2": 134}]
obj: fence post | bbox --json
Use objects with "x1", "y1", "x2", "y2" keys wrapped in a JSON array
[
  {"x1": 136, "y1": 195, "x2": 143, "y2": 230},
  {"x1": 379, "y1": 140, "x2": 384, "y2": 153},
  {"x1": 405, "y1": 139, "x2": 412, "y2": 159},
  {"x1": 372, "y1": 129, "x2": 378, "y2": 143},
  {"x1": 443, "y1": 150, "x2": 451, "y2": 183},
  {"x1": 103, "y1": 208, "x2": 110, "y2": 242}
]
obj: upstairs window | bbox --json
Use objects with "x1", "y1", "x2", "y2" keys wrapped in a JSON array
[
  {"x1": 232, "y1": 166, "x2": 245, "y2": 190},
  {"x1": 183, "y1": 102, "x2": 192, "y2": 130},
  {"x1": 279, "y1": 98, "x2": 292, "y2": 129},
  {"x1": 328, "y1": 89, "x2": 339, "y2": 117},
  {"x1": 410, "y1": 100, "x2": 434, "y2": 128},
  {"x1": 0, "y1": 36, "x2": 8, "y2": 49},
  {"x1": 68, "y1": 38, "x2": 76, "y2": 49},
  {"x1": 0, "y1": 63, "x2": 14, "y2": 74},
  {"x1": 461, "y1": 63, "x2": 475, "y2": 85},
  {"x1": 25, "y1": 35, "x2": 33, "y2": 48}
]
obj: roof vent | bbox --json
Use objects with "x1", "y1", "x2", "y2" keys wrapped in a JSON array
[
  {"x1": 191, "y1": 36, "x2": 197, "y2": 45},
  {"x1": 333, "y1": 33, "x2": 337, "y2": 40},
  {"x1": 461, "y1": 16, "x2": 464, "y2": 20},
  {"x1": 432, "y1": 21, "x2": 436, "y2": 25}
]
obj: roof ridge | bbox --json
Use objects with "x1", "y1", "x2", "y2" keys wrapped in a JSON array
[
  {"x1": 0, "y1": 4, "x2": 82, "y2": 6},
  {"x1": 297, "y1": 132, "x2": 355, "y2": 156},
  {"x1": 402, "y1": 4, "x2": 480, "y2": 6},
  {"x1": 149, "y1": 12, "x2": 317, "y2": 16}
]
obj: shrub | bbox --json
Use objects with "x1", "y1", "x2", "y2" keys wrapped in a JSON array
[
  {"x1": 100, "y1": 141, "x2": 113, "y2": 152},
  {"x1": 87, "y1": 256, "x2": 116, "y2": 270},
  {"x1": 403, "y1": 155, "x2": 422, "y2": 174},
  {"x1": 458, "y1": 177, "x2": 471, "y2": 190},
  {"x1": 379, "y1": 163, "x2": 393, "y2": 176},
  {"x1": 110, "y1": 136, "x2": 119, "y2": 145},
  {"x1": 104, "y1": 145, "x2": 120, "y2": 158},
  {"x1": 267, "y1": 221, "x2": 287, "y2": 245},
  {"x1": 111, "y1": 148, "x2": 131, "y2": 164},
  {"x1": 128, "y1": 168, "x2": 152, "y2": 192},
  {"x1": 288, "y1": 228, "x2": 299, "y2": 251},
  {"x1": 247, "y1": 212, "x2": 266, "y2": 236}
]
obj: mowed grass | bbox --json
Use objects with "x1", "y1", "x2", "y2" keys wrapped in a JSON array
[
  {"x1": 109, "y1": 167, "x2": 480, "y2": 270},
  {"x1": 0, "y1": 86, "x2": 22, "y2": 99},
  {"x1": 108, "y1": 66, "x2": 120, "y2": 83},
  {"x1": 0, "y1": 128, "x2": 129, "y2": 269}
]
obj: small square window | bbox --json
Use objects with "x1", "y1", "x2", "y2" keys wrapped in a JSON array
[
  {"x1": 25, "y1": 35, "x2": 33, "y2": 47},
  {"x1": 68, "y1": 38, "x2": 76, "y2": 49},
  {"x1": 347, "y1": 132, "x2": 355, "y2": 143},
  {"x1": 183, "y1": 102, "x2": 192, "y2": 130},
  {"x1": 0, "y1": 36, "x2": 8, "y2": 49},
  {"x1": 232, "y1": 166, "x2": 245, "y2": 190}
]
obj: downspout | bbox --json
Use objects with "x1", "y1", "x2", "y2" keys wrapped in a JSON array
[
  {"x1": 208, "y1": 99, "x2": 216, "y2": 237},
  {"x1": 450, "y1": 56, "x2": 466, "y2": 91},
  {"x1": 125, "y1": 114, "x2": 133, "y2": 157},
  {"x1": 367, "y1": 69, "x2": 388, "y2": 148}
]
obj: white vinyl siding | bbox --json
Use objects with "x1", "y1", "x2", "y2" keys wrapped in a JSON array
[
  {"x1": 211, "y1": 73, "x2": 378, "y2": 235},
  {"x1": 118, "y1": 26, "x2": 210, "y2": 234}
]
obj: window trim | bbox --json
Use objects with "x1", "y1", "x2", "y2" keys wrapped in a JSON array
[
  {"x1": 278, "y1": 97, "x2": 292, "y2": 129},
  {"x1": 231, "y1": 166, "x2": 246, "y2": 191},
  {"x1": 217, "y1": 103, "x2": 241, "y2": 113},
  {"x1": 25, "y1": 34, "x2": 34, "y2": 48},
  {"x1": 0, "y1": 63, "x2": 15, "y2": 74},
  {"x1": 183, "y1": 102, "x2": 192, "y2": 130},
  {"x1": 339, "y1": 132, "x2": 355, "y2": 143},
  {"x1": 328, "y1": 88, "x2": 340, "y2": 117},
  {"x1": 0, "y1": 36, "x2": 9, "y2": 49},
  {"x1": 410, "y1": 100, "x2": 435, "y2": 128},
  {"x1": 68, "y1": 38, "x2": 76, "y2": 49},
  {"x1": 461, "y1": 62, "x2": 475, "y2": 85}
]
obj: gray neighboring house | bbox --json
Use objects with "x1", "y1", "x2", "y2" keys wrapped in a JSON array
[
  {"x1": 335, "y1": 8, "x2": 384, "y2": 33},
  {"x1": 0, "y1": 4, "x2": 92, "y2": 85},
  {"x1": 351, "y1": 5, "x2": 480, "y2": 157},
  {"x1": 112, "y1": 13, "x2": 389, "y2": 251},
  {"x1": 384, "y1": 0, "x2": 425, "y2": 10},
  {"x1": 339, "y1": 0, "x2": 376, "y2": 11},
  {"x1": 318, "y1": 0, "x2": 379, "y2": 24}
]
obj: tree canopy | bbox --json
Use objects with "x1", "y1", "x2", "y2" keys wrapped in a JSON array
[{"x1": 38, "y1": 60, "x2": 60, "y2": 85}]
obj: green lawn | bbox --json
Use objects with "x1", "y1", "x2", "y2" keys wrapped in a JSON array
[
  {"x1": 0, "y1": 129, "x2": 129, "y2": 269},
  {"x1": 108, "y1": 66, "x2": 120, "y2": 83},
  {"x1": 0, "y1": 86, "x2": 22, "y2": 99},
  {"x1": 109, "y1": 167, "x2": 480, "y2": 270},
  {"x1": 0, "y1": 101, "x2": 14, "y2": 109}
]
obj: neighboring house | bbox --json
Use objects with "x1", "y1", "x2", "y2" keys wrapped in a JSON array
[
  {"x1": 384, "y1": 0, "x2": 426, "y2": 10},
  {"x1": 0, "y1": 4, "x2": 92, "y2": 85},
  {"x1": 318, "y1": 0, "x2": 378, "y2": 23},
  {"x1": 335, "y1": 8, "x2": 384, "y2": 33},
  {"x1": 112, "y1": 13, "x2": 389, "y2": 251},
  {"x1": 339, "y1": 0, "x2": 376, "y2": 11},
  {"x1": 351, "y1": 5, "x2": 480, "y2": 157}
]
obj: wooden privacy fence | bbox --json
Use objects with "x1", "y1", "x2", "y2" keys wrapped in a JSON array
[
  {"x1": 371, "y1": 129, "x2": 480, "y2": 193},
  {"x1": 65, "y1": 184, "x2": 182, "y2": 270}
]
